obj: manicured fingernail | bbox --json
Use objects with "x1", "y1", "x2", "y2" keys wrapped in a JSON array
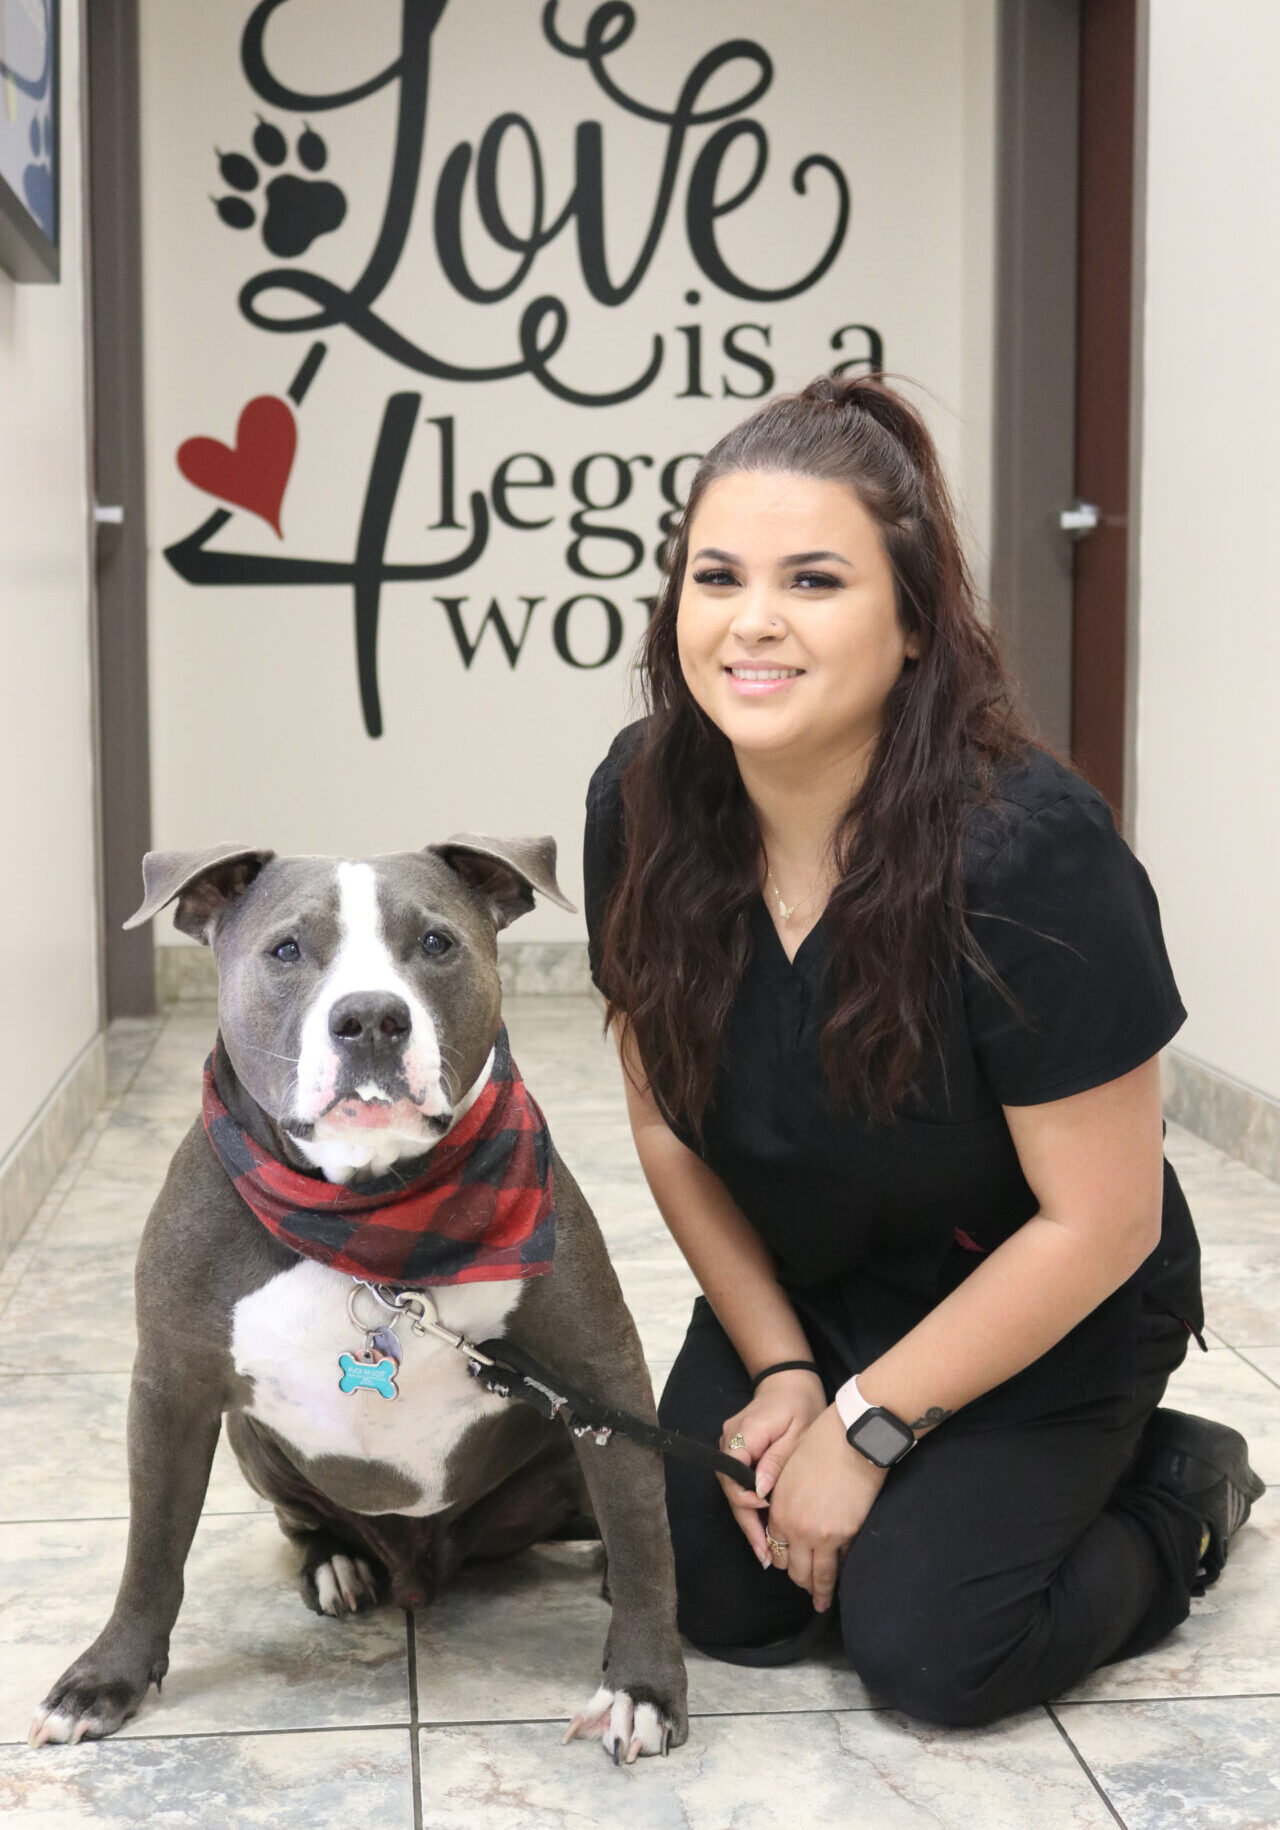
[{"x1": 759, "y1": 1551, "x2": 772, "y2": 1568}]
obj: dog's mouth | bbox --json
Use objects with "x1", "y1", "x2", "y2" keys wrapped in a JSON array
[
  {"x1": 317, "y1": 1088, "x2": 449, "y2": 1135},
  {"x1": 285, "y1": 1074, "x2": 454, "y2": 1146},
  {"x1": 325, "y1": 1094, "x2": 421, "y2": 1131}
]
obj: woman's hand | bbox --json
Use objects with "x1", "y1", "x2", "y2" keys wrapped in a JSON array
[
  {"x1": 717, "y1": 1371, "x2": 829, "y2": 1564},
  {"x1": 764, "y1": 1404, "x2": 889, "y2": 1612}
]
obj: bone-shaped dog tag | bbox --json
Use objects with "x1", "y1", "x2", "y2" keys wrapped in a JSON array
[{"x1": 337, "y1": 1351, "x2": 398, "y2": 1400}]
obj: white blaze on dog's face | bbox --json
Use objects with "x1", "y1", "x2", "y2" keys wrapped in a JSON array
[
  {"x1": 295, "y1": 864, "x2": 438, "y2": 1117},
  {"x1": 289, "y1": 861, "x2": 477, "y2": 1180}
]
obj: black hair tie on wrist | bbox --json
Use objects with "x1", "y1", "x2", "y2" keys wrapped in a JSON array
[{"x1": 751, "y1": 1360, "x2": 822, "y2": 1389}]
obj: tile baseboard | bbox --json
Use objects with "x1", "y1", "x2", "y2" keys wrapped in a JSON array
[
  {"x1": 496, "y1": 942, "x2": 595, "y2": 997},
  {"x1": 1163, "y1": 1048, "x2": 1280, "y2": 1185},
  {"x1": 0, "y1": 1033, "x2": 106, "y2": 1269},
  {"x1": 155, "y1": 941, "x2": 596, "y2": 1006},
  {"x1": 155, "y1": 943, "x2": 217, "y2": 1004}
]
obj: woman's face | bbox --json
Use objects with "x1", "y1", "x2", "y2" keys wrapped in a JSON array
[{"x1": 676, "y1": 471, "x2": 920, "y2": 769}]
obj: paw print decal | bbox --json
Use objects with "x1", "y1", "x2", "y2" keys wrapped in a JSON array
[{"x1": 214, "y1": 117, "x2": 346, "y2": 258}]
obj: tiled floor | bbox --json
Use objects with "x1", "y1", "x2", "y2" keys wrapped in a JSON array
[{"x1": 3, "y1": 998, "x2": 1278, "y2": 1829}]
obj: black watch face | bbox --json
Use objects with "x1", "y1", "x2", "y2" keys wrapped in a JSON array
[{"x1": 849, "y1": 1409, "x2": 914, "y2": 1467}]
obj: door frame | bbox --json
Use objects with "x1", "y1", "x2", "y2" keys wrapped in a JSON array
[{"x1": 86, "y1": 0, "x2": 154, "y2": 1017}]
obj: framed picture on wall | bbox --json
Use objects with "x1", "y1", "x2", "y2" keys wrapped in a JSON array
[{"x1": 0, "y1": 0, "x2": 58, "y2": 283}]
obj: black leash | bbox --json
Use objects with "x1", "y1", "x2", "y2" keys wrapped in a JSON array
[{"x1": 469, "y1": 1336, "x2": 758, "y2": 1492}]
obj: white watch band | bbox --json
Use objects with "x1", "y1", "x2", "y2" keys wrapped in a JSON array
[{"x1": 835, "y1": 1373, "x2": 872, "y2": 1433}]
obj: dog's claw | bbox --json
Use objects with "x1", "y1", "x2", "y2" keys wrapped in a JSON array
[{"x1": 567, "y1": 1683, "x2": 677, "y2": 1762}]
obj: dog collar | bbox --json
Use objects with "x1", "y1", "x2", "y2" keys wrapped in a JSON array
[{"x1": 202, "y1": 1024, "x2": 555, "y2": 1287}]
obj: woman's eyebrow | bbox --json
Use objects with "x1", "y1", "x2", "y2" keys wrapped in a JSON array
[{"x1": 690, "y1": 547, "x2": 853, "y2": 566}]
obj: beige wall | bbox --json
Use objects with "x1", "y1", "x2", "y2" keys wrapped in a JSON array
[
  {"x1": 0, "y1": 0, "x2": 99, "y2": 1163},
  {"x1": 137, "y1": 0, "x2": 997, "y2": 945},
  {"x1": 1135, "y1": 0, "x2": 1280, "y2": 1103}
]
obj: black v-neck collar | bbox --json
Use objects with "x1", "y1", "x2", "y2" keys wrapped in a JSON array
[{"x1": 753, "y1": 895, "x2": 827, "y2": 976}]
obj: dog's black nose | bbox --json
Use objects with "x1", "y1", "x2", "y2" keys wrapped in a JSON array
[{"x1": 328, "y1": 992, "x2": 412, "y2": 1046}]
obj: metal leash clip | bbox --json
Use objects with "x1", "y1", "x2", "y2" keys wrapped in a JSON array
[{"x1": 356, "y1": 1281, "x2": 497, "y2": 1367}]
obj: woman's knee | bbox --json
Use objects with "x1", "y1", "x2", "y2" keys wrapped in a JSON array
[
  {"x1": 842, "y1": 1631, "x2": 1009, "y2": 1726},
  {"x1": 838, "y1": 1550, "x2": 1018, "y2": 1728}
]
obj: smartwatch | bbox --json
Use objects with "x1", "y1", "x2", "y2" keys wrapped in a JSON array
[{"x1": 835, "y1": 1375, "x2": 917, "y2": 1469}]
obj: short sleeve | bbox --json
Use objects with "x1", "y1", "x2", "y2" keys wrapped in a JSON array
[
  {"x1": 583, "y1": 721, "x2": 644, "y2": 992},
  {"x1": 961, "y1": 789, "x2": 1186, "y2": 1105}
]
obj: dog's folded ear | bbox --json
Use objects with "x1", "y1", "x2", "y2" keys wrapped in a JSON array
[
  {"x1": 434, "y1": 834, "x2": 576, "y2": 930},
  {"x1": 124, "y1": 846, "x2": 276, "y2": 943}
]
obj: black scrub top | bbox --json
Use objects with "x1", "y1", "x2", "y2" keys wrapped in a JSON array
[{"x1": 584, "y1": 722, "x2": 1204, "y2": 1424}]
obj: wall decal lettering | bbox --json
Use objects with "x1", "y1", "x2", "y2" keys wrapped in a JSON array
[{"x1": 164, "y1": 0, "x2": 880, "y2": 737}]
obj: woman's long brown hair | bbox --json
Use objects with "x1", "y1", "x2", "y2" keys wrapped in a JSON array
[{"x1": 597, "y1": 372, "x2": 1041, "y2": 1131}]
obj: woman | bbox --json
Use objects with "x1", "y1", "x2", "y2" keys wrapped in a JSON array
[{"x1": 583, "y1": 373, "x2": 1263, "y2": 1727}]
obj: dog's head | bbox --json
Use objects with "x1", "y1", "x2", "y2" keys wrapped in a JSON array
[{"x1": 125, "y1": 837, "x2": 573, "y2": 1179}]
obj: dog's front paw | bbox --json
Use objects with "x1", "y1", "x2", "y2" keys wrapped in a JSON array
[
  {"x1": 30, "y1": 1649, "x2": 167, "y2": 1747},
  {"x1": 562, "y1": 1682, "x2": 685, "y2": 1764}
]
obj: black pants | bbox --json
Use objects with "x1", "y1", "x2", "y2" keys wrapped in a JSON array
[{"x1": 658, "y1": 1297, "x2": 1206, "y2": 1727}]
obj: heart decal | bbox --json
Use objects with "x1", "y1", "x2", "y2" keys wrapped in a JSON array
[{"x1": 176, "y1": 395, "x2": 297, "y2": 537}]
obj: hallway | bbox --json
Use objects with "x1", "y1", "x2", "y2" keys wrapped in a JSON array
[{"x1": 2, "y1": 995, "x2": 1278, "y2": 1828}]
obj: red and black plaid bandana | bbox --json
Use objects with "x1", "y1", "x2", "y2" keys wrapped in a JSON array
[{"x1": 202, "y1": 1025, "x2": 555, "y2": 1287}]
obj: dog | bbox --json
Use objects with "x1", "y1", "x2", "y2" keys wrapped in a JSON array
[{"x1": 30, "y1": 836, "x2": 687, "y2": 1761}]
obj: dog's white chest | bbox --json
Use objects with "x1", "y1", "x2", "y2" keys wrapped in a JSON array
[{"x1": 230, "y1": 1260, "x2": 522, "y2": 1516}]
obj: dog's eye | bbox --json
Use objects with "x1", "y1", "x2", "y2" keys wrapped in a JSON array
[
  {"x1": 421, "y1": 930, "x2": 452, "y2": 958},
  {"x1": 271, "y1": 939, "x2": 301, "y2": 963}
]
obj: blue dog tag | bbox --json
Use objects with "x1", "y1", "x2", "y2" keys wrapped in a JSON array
[{"x1": 337, "y1": 1351, "x2": 398, "y2": 1400}]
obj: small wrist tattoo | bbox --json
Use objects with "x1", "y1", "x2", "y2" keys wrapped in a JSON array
[{"x1": 908, "y1": 1406, "x2": 953, "y2": 1432}]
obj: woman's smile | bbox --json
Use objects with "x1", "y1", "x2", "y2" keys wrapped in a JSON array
[{"x1": 725, "y1": 663, "x2": 806, "y2": 696}]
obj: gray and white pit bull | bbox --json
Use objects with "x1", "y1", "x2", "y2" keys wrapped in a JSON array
[{"x1": 30, "y1": 837, "x2": 687, "y2": 1761}]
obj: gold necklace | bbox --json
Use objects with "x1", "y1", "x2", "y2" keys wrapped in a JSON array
[{"x1": 764, "y1": 867, "x2": 824, "y2": 924}]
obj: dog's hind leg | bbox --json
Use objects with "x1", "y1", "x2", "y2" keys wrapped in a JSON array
[
  {"x1": 225, "y1": 1410, "x2": 389, "y2": 1616},
  {"x1": 293, "y1": 1529, "x2": 386, "y2": 1618},
  {"x1": 450, "y1": 1431, "x2": 595, "y2": 1565}
]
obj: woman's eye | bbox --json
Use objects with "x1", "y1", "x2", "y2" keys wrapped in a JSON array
[
  {"x1": 422, "y1": 931, "x2": 453, "y2": 958},
  {"x1": 692, "y1": 567, "x2": 737, "y2": 587},
  {"x1": 271, "y1": 939, "x2": 301, "y2": 963},
  {"x1": 794, "y1": 571, "x2": 840, "y2": 590}
]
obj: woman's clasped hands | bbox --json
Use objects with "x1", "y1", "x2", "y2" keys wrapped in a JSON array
[{"x1": 718, "y1": 1370, "x2": 889, "y2": 1614}]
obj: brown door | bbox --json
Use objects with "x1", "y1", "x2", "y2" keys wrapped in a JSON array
[
  {"x1": 1070, "y1": 0, "x2": 1138, "y2": 824},
  {"x1": 992, "y1": 0, "x2": 1139, "y2": 828},
  {"x1": 991, "y1": 0, "x2": 1081, "y2": 760}
]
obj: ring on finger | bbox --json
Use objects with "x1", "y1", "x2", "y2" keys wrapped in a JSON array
[
  {"x1": 727, "y1": 1433, "x2": 748, "y2": 1452},
  {"x1": 764, "y1": 1529, "x2": 789, "y2": 1563}
]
